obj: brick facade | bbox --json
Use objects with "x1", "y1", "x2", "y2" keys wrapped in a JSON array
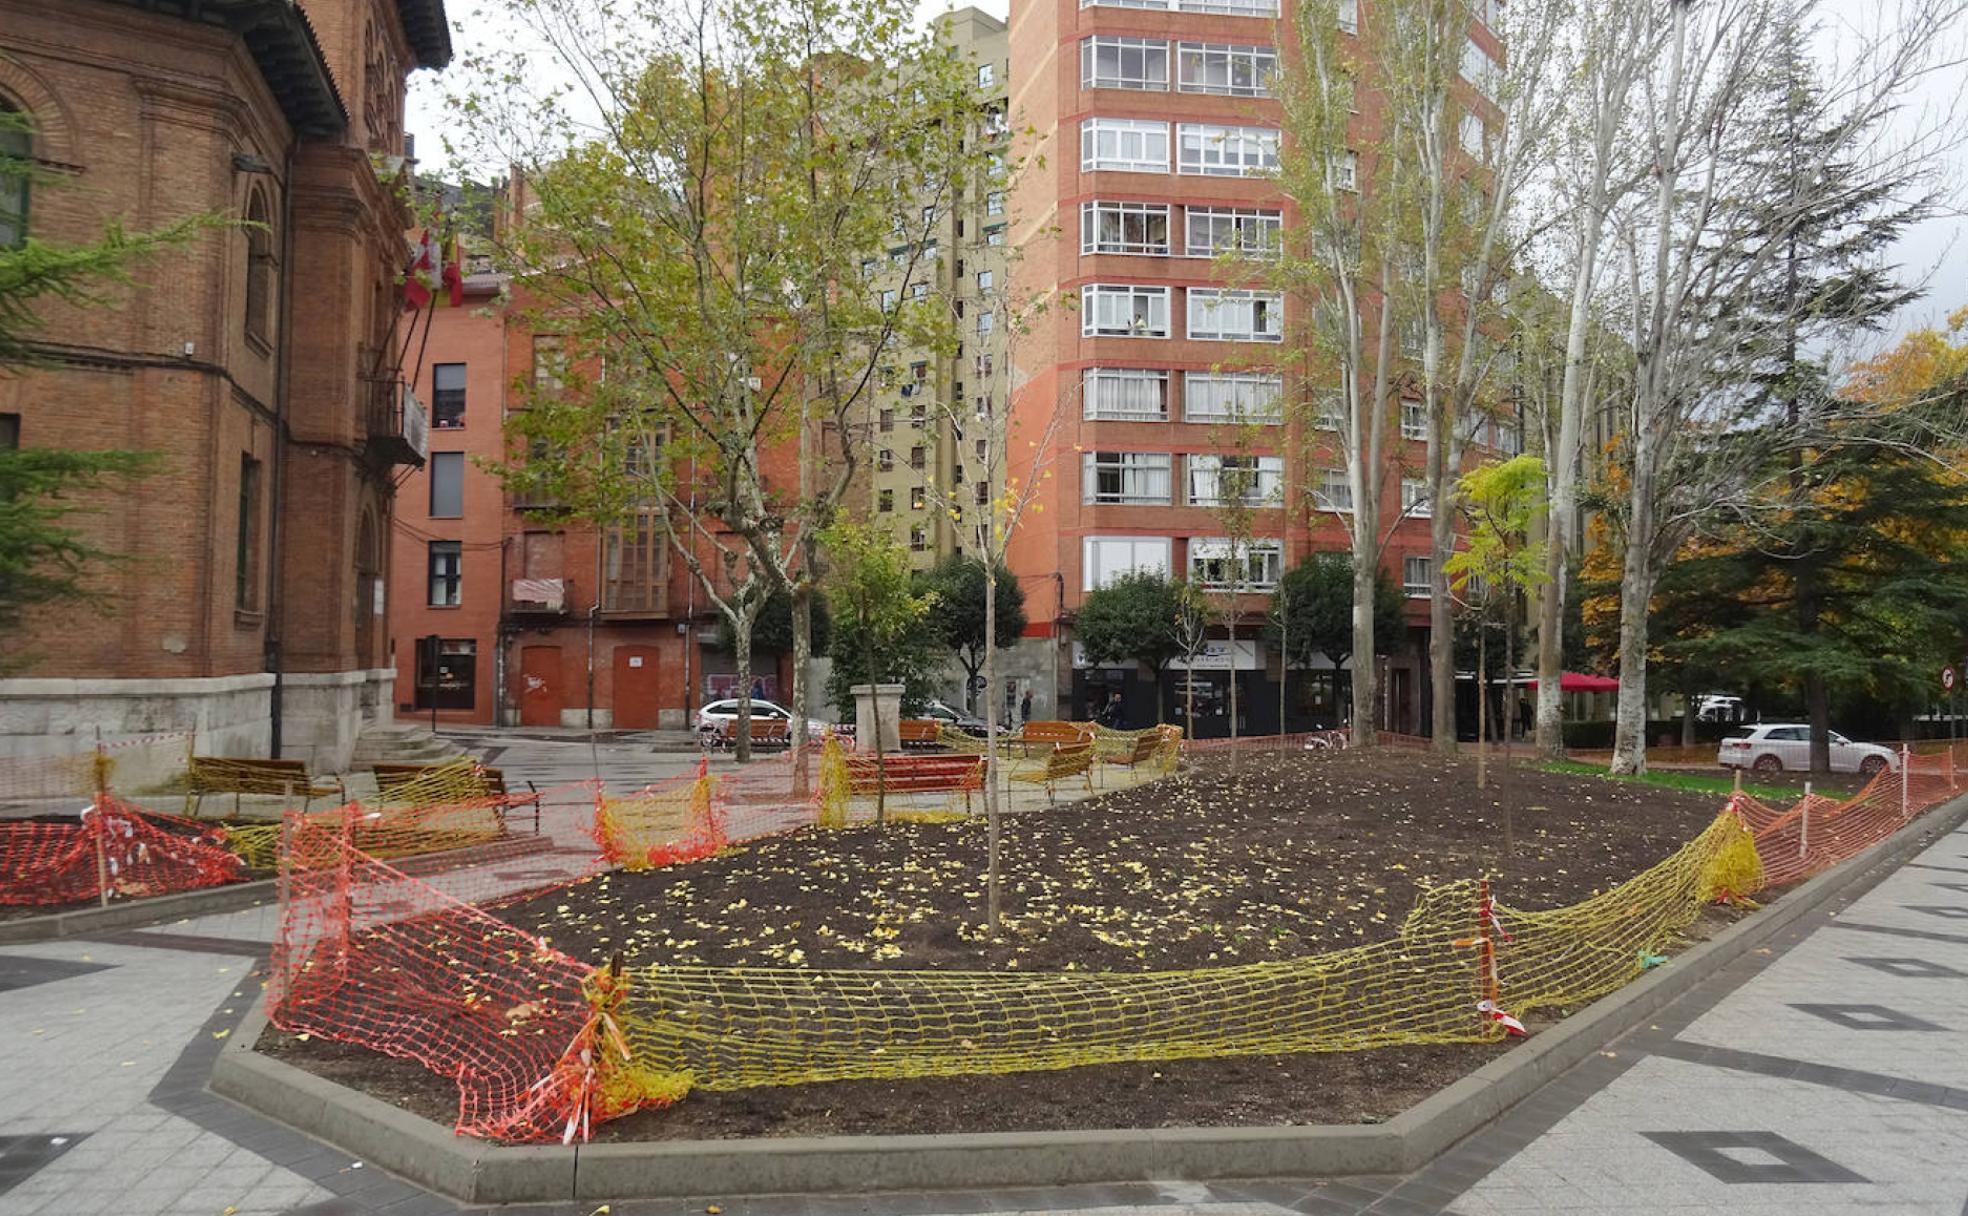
[{"x1": 0, "y1": 0, "x2": 448, "y2": 769}]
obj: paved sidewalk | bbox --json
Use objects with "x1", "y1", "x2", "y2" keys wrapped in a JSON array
[{"x1": 1, "y1": 809, "x2": 1964, "y2": 1216}]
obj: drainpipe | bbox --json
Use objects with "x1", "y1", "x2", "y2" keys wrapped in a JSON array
[
  {"x1": 495, "y1": 534, "x2": 509, "y2": 726},
  {"x1": 587, "y1": 538, "x2": 601, "y2": 730},
  {"x1": 266, "y1": 143, "x2": 298, "y2": 757}
]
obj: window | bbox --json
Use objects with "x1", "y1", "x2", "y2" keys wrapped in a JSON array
[
  {"x1": 861, "y1": 259, "x2": 877, "y2": 279},
  {"x1": 427, "y1": 541, "x2": 462, "y2": 606},
  {"x1": 1314, "y1": 389, "x2": 1345, "y2": 430},
  {"x1": 1081, "y1": 200, "x2": 1171, "y2": 255},
  {"x1": 413, "y1": 638, "x2": 477, "y2": 711},
  {"x1": 1083, "y1": 451, "x2": 1173, "y2": 504},
  {"x1": 975, "y1": 352, "x2": 994, "y2": 378},
  {"x1": 1313, "y1": 468, "x2": 1353, "y2": 513},
  {"x1": 1187, "y1": 288, "x2": 1284, "y2": 342},
  {"x1": 0, "y1": 103, "x2": 28, "y2": 249},
  {"x1": 1082, "y1": 284, "x2": 1171, "y2": 337},
  {"x1": 1188, "y1": 538, "x2": 1282, "y2": 590},
  {"x1": 908, "y1": 281, "x2": 928, "y2": 301},
  {"x1": 0, "y1": 413, "x2": 18, "y2": 449},
  {"x1": 1177, "y1": 123, "x2": 1280, "y2": 177},
  {"x1": 1178, "y1": 0, "x2": 1278, "y2": 15},
  {"x1": 243, "y1": 192, "x2": 274, "y2": 347},
  {"x1": 1459, "y1": 114, "x2": 1486, "y2": 160},
  {"x1": 881, "y1": 288, "x2": 899, "y2": 309},
  {"x1": 1461, "y1": 37, "x2": 1499, "y2": 98},
  {"x1": 910, "y1": 445, "x2": 927, "y2": 470},
  {"x1": 235, "y1": 455, "x2": 262, "y2": 612},
  {"x1": 878, "y1": 448, "x2": 895, "y2": 471},
  {"x1": 1187, "y1": 454, "x2": 1282, "y2": 506},
  {"x1": 1176, "y1": 43, "x2": 1276, "y2": 97},
  {"x1": 910, "y1": 526, "x2": 928, "y2": 552},
  {"x1": 976, "y1": 310, "x2": 995, "y2": 335},
  {"x1": 879, "y1": 408, "x2": 895, "y2": 433},
  {"x1": 879, "y1": 488, "x2": 895, "y2": 512},
  {"x1": 985, "y1": 226, "x2": 1007, "y2": 246},
  {"x1": 979, "y1": 62, "x2": 996, "y2": 89},
  {"x1": 1399, "y1": 316, "x2": 1424, "y2": 357},
  {"x1": 1401, "y1": 399, "x2": 1427, "y2": 440},
  {"x1": 1182, "y1": 371, "x2": 1281, "y2": 423},
  {"x1": 911, "y1": 485, "x2": 927, "y2": 510},
  {"x1": 1185, "y1": 206, "x2": 1281, "y2": 258},
  {"x1": 1082, "y1": 36, "x2": 1170, "y2": 91},
  {"x1": 1402, "y1": 478, "x2": 1431, "y2": 517},
  {"x1": 1082, "y1": 118, "x2": 1171, "y2": 173},
  {"x1": 1083, "y1": 367, "x2": 1170, "y2": 420},
  {"x1": 1332, "y1": 149, "x2": 1359, "y2": 191},
  {"x1": 1083, "y1": 535, "x2": 1171, "y2": 590},
  {"x1": 976, "y1": 269, "x2": 994, "y2": 292},
  {"x1": 531, "y1": 335, "x2": 566, "y2": 392},
  {"x1": 1404, "y1": 555, "x2": 1433, "y2": 598},
  {"x1": 975, "y1": 480, "x2": 990, "y2": 506},
  {"x1": 1338, "y1": 0, "x2": 1358, "y2": 32},
  {"x1": 429, "y1": 362, "x2": 466, "y2": 428},
  {"x1": 602, "y1": 512, "x2": 665, "y2": 612},
  {"x1": 428, "y1": 451, "x2": 464, "y2": 518}
]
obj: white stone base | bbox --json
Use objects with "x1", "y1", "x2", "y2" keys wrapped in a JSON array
[
  {"x1": 558, "y1": 708, "x2": 614, "y2": 730},
  {"x1": 277, "y1": 668, "x2": 397, "y2": 774}
]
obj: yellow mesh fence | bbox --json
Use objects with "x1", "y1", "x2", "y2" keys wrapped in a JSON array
[
  {"x1": 373, "y1": 757, "x2": 495, "y2": 806},
  {"x1": 817, "y1": 734, "x2": 851, "y2": 829},
  {"x1": 585, "y1": 807, "x2": 1749, "y2": 1110},
  {"x1": 591, "y1": 766, "x2": 723, "y2": 870},
  {"x1": 223, "y1": 797, "x2": 515, "y2": 871}
]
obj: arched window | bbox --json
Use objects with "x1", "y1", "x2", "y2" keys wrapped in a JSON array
[
  {"x1": 0, "y1": 100, "x2": 30, "y2": 249},
  {"x1": 244, "y1": 191, "x2": 272, "y2": 346}
]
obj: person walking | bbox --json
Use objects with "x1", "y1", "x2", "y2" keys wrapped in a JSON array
[{"x1": 1020, "y1": 689, "x2": 1033, "y2": 723}]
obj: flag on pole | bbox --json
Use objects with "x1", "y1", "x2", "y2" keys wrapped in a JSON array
[
  {"x1": 440, "y1": 230, "x2": 464, "y2": 308},
  {"x1": 403, "y1": 228, "x2": 440, "y2": 312}
]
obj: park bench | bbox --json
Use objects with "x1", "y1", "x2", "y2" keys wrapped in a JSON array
[
  {"x1": 1014, "y1": 720, "x2": 1093, "y2": 757},
  {"x1": 704, "y1": 717, "x2": 791, "y2": 749},
  {"x1": 1100, "y1": 729, "x2": 1166, "y2": 776},
  {"x1": 186, "y1": 757, "x2": 344, "y2": 818},
  {"x1": 1009, "y1": 741, "x2": 1096, "y2": 803},
  {"x1": 371, "y1": 762, "x2": 543, "y2": 832},
  {"x1": 897, "y1": 719, "x2": 946, "y2": 750},
  {"x1": 845, "y1": 753, "x2": 985, "y2": 809}
]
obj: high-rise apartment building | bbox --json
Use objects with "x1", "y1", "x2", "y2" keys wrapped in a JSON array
[{"x1": 1003, "y1": 0, "x2": 1511, "y2": 736}]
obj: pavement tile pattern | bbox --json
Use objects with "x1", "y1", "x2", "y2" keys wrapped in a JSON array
[{"x1": 0, "y1": 737, "x2": 1964, "y2": 1216}]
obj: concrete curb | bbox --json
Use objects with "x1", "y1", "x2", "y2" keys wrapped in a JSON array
[
  {"x1": 0, "y1": 833, "x2": 557, "y2": 945},
  {"x1": 208, "y1": 792, "x2": 1968, "y2": 1205}
]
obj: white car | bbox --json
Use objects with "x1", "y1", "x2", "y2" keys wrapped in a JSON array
[
  {"x1": 695, "y1": 698, "x2": 828, "y2": 744},
  {"x1": 1718, "y1": 724, "x2": 1898, "y2": 776}
]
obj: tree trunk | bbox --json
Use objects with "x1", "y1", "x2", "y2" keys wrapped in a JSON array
[
  {"x1": 1350, "y1": 530, "x2": 1378, "y2": 748},
  {"x1": 732, "y1": 613, "x2": 755, "y2": 765},
  {"x1": 1228, "y1": 609, "x2": 1241, "y2": 776},
  {"x1": 1477, "y1": 622, "x2": 1488, "y2": 790},
  {"x1": 1681, "y1": 686, "x2": 1698, "y2": 748},
  {"x1": 983, "y1": 553, "x2": 1002, "y2": 937},
  {"x1": 1279, "y1": 608, "x2": 1289, "y2": 747},
  {"x1": 1503, "y1": 594, "x2": 1515, "y2": 771},
  {"x1": 791, "y1": 583, "x2": 812, "y2": 796},
  {"x1": 867, "y1": 633, "x2": 887, "y2": 824},
  {"x1": 1429, "y1": 491, "x2": 1456, "y2": 753},
  {"x1": 1609, "y1": 439, "x2": 1658, "y2": 776}
]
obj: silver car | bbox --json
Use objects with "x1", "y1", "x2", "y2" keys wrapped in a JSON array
[{"x1": 1717, "y1": 723, "x2": 1898, "y2": 776}]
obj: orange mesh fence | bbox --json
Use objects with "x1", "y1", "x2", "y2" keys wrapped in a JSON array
[
  {"x1": 0, "y1": 794, "x2": 244, "y2": 906},
  {"x1": 1745, "y1": 744, "x2": 1963, "y2": 889},
  {"x1": 591, "y1": 764, "x2": 724, "y2": 870}
]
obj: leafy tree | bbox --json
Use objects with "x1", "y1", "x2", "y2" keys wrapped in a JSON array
[
  {"x1": 821, "y1": 522, "x2": 938, "y2": 821},
  {"x1": 918, "y1": 556, "x2": 1025, "y2": 711},
  {"x1": 1445, "y1": 455, "x2": 1547, "y2": 793},
  {"x1": 1075, "y1": 571, "x2": 1185, "y2": 718},
  {"x1": 0, "y1": 108, "x2": 214, "y2": 668},
  {"x1": 730, "y1": 589, "x2": 832, "y2": 659},
  {"x1": 1269, "y1": 553, "x2": 1406, "y2": 671},
  {"x1": 1171, "y1": 579, "x2": 1217, "y2": 732}
]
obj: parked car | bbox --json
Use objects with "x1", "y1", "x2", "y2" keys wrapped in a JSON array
[
  {"x1": 1696, "y1": 694, "x2": 1753, "y2": 724},
  {"x1": 1717, "y1": 724, "x2": 1898, "y2": 775},
  {"x1": 695, "y1": 698, "x2": 828, "y2": 744},
  {"x1": 918, "y1": 698, "x2": 988, "y2": 736}
]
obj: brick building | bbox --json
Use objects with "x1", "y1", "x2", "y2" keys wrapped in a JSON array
[
  {"x1": 0, "y1": 0, "x2": 447, "y2": 769},
  {"x1": 1002, "y1": 0, "x2": 1513, "y2": 736}
]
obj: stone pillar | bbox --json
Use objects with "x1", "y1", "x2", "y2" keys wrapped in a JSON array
[{"x1": 850, "y1": 683, "x2": 904, "y2": 753}]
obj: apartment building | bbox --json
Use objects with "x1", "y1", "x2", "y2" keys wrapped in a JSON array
[
  {"x1": 859, "y1": 7, "x2": 1013, "y2": 570},
  {"x1": 1003, "y1": 0, "x2": 1512, "y2": 736}
]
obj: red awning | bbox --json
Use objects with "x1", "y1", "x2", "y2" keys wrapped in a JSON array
[{"x1": 1555, "y1": 672, "x2": 1619, "y2": 693}]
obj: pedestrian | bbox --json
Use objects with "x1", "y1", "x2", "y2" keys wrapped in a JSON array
[
  {"x1": 751, "y1": 676, "x2": 765, "y2": 701},
  {"x1": 1104, "y1": 690, "x2": 1124, "y2": 728},
  {"x1": 1020, "y1": 689, "x2": 1033, "y2": 723},
  {"x1": 1517, "y1": 694, "x2": 1532, "y2": 740}
]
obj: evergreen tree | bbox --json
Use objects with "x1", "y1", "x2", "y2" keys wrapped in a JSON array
[{"x1": 918, "y1": 556, "x2": 1026, "y2": 711}]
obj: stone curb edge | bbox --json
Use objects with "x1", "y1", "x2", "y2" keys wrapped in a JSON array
[
  {"x1": 207, "y1": 791, "x2": 1968, "y2": 1205},
  {"x1": 0, "y1": 833, "x2": 557, "y2": 945}
]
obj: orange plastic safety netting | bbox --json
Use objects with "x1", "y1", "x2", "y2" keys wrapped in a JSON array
[
  {"x1": 1743, "y1": 745, "x2": 1963, "y2": 888},
  {"x1": 0, "y1": 794, "x2": 244, "y2": 905}
]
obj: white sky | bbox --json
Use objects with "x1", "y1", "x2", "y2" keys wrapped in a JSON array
[{"x1": 405, "y1": 0, "x2": 1966, "y2": 348}]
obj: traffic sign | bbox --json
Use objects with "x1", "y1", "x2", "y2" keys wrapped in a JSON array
[{"x1": 1943, "y1": 665, "x2": 1957, "y2": 692}]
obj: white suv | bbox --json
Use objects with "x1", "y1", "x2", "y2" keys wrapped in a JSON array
[{"x1": 1718, "y1": 724, "x2": 1897, "y2": 776}]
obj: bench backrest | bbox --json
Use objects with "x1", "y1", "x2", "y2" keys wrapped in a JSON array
[
  {"x1": 373, "y1": 761, "x2": 505, "y2": 799},
  {"x1": 189, "y1": 756, "x2": 317, "y2": 794},
  {"x1": 1020, "y1": 721, "x2": 1092, "y2": 746},
  {"x1": 717, "y1": 718, "x2": 789, "y2": 741},
  {"x1": 1047, "y1": 742, "x2": 1095, "y2": 775},
  {"x1": 897, "y1": 719, "x2": 943, "y2": 744}
]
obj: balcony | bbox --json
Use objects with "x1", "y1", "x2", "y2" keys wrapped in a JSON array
[
  {"x1": 367, "y1": 377, "x2": 429, "y2": 466},
  {"x1": 509, "y1": 577, "x2": 569, "y2": 617}
]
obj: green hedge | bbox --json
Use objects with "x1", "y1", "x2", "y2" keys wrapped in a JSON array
[{"x1": 1561, "y1": 719, "x2": 1738, "y2": 750}]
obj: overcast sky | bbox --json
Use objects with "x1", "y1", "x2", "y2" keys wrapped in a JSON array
[{"x1": 405, "y1": 0, "x2": 1967, "y2": 350}]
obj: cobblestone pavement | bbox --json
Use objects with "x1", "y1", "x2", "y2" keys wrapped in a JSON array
[{"x1": 2, "y1": 805, "x2": 1964, "y2": 1216}]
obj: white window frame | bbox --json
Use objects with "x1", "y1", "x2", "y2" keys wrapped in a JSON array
[
  {"x1": 1184, "y1": 206, "x2": 1282, "y2": 258},
  {"x1": 1176, "y1": 42, "x2": 1277, "y2": 97},
  {"x1": 1186, "y1": 454, "x2": 1283, "y2": 506},
  {"x1": 1083, "y1": 535, "x2": 1172, "y2": 590},
  {"x1": 1177, "y1": 0, "x2": 1278, "y2": 15},
  {"x1": 1082, "y1": 118, "x2": 1171, "y2": 173},
  {"x1": 1401, "y1": 399, "x2": 1427, "y2": 441},
  {"x1": 1081, "y1": 200, "x2": 1172, "y2": 255},
  {"x1": 977, "y1": 310, "x2": 995, "y2": 336},
  {"x1": 1083, "y1": 450, "x2": 1174, "y2": 505},
  {"x1": 976, "y1": 268, "x2": 994, "y2": 292},
  {"x1": 1080, "y1": 0, "x2": 1172, "y2": 9},
  {"x1": 1461, "y1": 37, "x2": 1499, "y2": 99},
  {"x1": 1312, "y1": 467, "x2": 1354, "y2": 513},
  {"x1": 1401, "y1": 478, "x2": 1431, "y2": 518},
  {"x1": 1083, "y1": 367, "x2": 1171, "y2": 420},
  {"x1": 1404, "y1": 555, "x2": 1433, "y2": 598},
  {"x1": 979, "y1": 62, "x2": 996, "y2": 89},
  {"x1": 1081, "y1": 36, "x2": 1171, "y2": 91},
  {"x1": 1187, "y1": 287, "x2": 1284, "y2": 342},
  {"x1": 1459, "y1": 113, "x2": 1486, "y2": 161},
  {"x1": 1178, "y1": 122, "x2": 1280, "y2": 177},
  {"x1": 1331, "y1": 149, "x2": 1359, "y2": 191},
  {"x1": 1188, "y1": 538, "x2": 1283, "y2": 591},
  {"x1": 1181, "y1": 371, "x2": 1282, "y2": 423},
  {"x1": 1338, "y1": 0, "x2": 1358, "y2": 31},
  {"x1": 1082, "y1": 283, "x2": 1172, "y2": 338},
  {"x1": 1313, "y1": 389, "x2": 1345, "y2": 431}
]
